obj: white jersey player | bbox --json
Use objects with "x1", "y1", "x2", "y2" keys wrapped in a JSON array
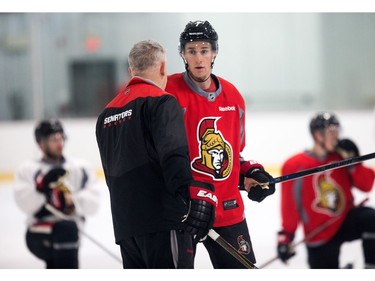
[{"x1": 13, "y1": 119, "x2": 100, "y2": 268}]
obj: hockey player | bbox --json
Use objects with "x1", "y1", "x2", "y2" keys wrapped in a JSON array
[
  {"x1": 13, "y1": 119, "x2": 100, "y2": 268},
  {"x1": 95, "y1": 40, "x2": 217, "y2": 269},
  {"x1": 165, "y1": 20, "x2": 276, "y2": 268},
  {"x1": 277, "y1": 112, "x2": 375, "y2": 268}
]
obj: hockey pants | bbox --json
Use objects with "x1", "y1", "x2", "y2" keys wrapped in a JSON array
[
  {"x1": 307, "y1": 206, "x2": 375, "y2": 268},
  {"x1": 26, "y1": 220, "x2": 79, "y2": 268}
]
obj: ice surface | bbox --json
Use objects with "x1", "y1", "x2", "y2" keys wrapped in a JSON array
[{"x1": 1, "y1": 179, "x2": 373, "y2": 270}]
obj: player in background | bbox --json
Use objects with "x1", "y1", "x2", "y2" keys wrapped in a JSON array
[
  {"x1": 13, "y1": 119, "x2": 100, "y2": 268},
  {"x1": 166, "y1": 20, "x2": 276, "y2": 268},
  {"x1": 96, "y1": 40, "x2": 216, "y2": 269},
  {"x1": 277, "y1": 112, "x2": 375, "y2": 268}
]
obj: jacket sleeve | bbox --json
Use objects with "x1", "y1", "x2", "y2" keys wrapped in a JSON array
[{"x1": 150, "y1": 95, "x2": 193, "y2": 195}]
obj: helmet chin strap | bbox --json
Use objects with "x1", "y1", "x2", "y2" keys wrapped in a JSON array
[
  {"x1": 187, "y1": 70, "x2": 211, "y2": 83},
  {"x1": 211, "y1": 57, "x2": 216, "y2": 68}
]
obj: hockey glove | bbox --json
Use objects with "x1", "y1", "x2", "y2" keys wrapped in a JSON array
[
  {"x1": 248, "y1": 182, "x2": 275, "y2": 202},
  {"x1": 37, "y1": 167, "x2": 67, "y2": 196},
  {"x1": 336, "y1": 138, "x2": 359, "y2": 159},
  {"x1": 277, "y1": 230, "x2": 296, "y2": 263},
  {"x1": 36, "y1": 167, "x2": 74, "y2": 214},
  {"x1": 183, "y1": 180, "x2": 217, "y2": 243},
  {"x1": 241, "y1": 161, "x2": 275, "y2": 202}
]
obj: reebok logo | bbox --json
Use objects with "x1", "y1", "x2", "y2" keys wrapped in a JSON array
[{"x1": 219, "y1": 106, "x2": 236, "y2": 112}]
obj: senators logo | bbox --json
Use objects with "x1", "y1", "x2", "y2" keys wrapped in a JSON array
[
  {"x1": 237, "y1": 235, "x2": 251, "y2": 255},
  {"x1": 192, "y1": 118, "x2": 232, "y2": 180},
  {"x1": 312, "y1": 172, "x2": 345, "y2": 215}
]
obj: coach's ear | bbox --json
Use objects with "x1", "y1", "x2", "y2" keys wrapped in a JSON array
[
  {"x1": 128, "y1": 66, "x2": 135, "y2": 78},
  {"x1": 160, "y1": 60, "x2": 166, "y2": 76},
  {"x1": 159, "y1": 60, "x2": 167, "y2": 90}
]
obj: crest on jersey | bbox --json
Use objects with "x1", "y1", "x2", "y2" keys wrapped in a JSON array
[
  {"x1": 191, "y1": 117, "x2": 232, "y2": 180},
  {"x1": 237, "y1": 235, "x2": 251, "y2": 255},
  {"x1": 312, "y1": 172, "x2": 345, "y2": 215}
]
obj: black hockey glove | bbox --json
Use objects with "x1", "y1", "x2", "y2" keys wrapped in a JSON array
[
  {"x1": 277, "y1": 230, "x2": 296, "y2": 263},
  {"x1": 336, "y1": 138, "x2": 359, "y2": 159},
  {"x1": 244, "y1": 165, "x2": 270, "y2": 184},
  {"x1": 240, "y1": 161, "x2": 275, "y2": 202},
  {"x1": 37, "y1": 167, "x2": 67, "y2": 196},
  {"x1": 182, "y1": 180, "x2": 217, "y2": 243},
  {"x1": 248, "y1": 182, "x2": 275, "y2": 202},
  {"x1": 36, "y1": 167, "x2": 73, "y2": 214}
]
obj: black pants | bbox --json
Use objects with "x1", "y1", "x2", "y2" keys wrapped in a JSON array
[
  {"x1": 200, "y1": 219, "x2": 256, "y2": 269},
  {"x1": 118, "y1": 230, "x2": 194, "y2": 269},
  {"x1": 307, "y1": 206, "x2": 375, "y2": 268},
  {"x1": 26, "y1": 220, "x2": 79, "y2": 269}
]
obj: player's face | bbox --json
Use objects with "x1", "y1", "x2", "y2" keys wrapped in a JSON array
[
  {"x1": 41, "y1": 132, "x2": 65, "y2": 160},
  {"x1": 321, "y1": 125, "x2": 340, "y2": 152},
  {"x1": 182, "y1": 41, "x2": 216, "y2": 82}
]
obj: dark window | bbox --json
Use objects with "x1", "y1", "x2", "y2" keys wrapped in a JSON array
[{"x1": 68, "y1": 60, "x2": 116, "y2": 117}]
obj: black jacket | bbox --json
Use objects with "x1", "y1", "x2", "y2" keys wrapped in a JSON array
[{"x1": 96, "y1": 77, "x2": 193, "y2": 242}]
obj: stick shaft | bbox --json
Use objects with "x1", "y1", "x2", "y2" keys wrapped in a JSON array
[
  {"x1": 45, "y1": 203, "x2": 122, "y2": 264},
  {"x1": 296, "y1": 197, "x2": 368, "y2": 246},
  {"x1": 271, "y1": 152, "x2": 375, "y2": 184},
  {"x1": 208, "y1": 229, "x2": 258, "y2": 269},
  {"x1": 78, "y1": 228, "x2": 123, "y2": 264}
]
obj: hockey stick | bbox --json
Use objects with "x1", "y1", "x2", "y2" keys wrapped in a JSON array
[
  {"x1": 259, "y1": 197, "x2": 369, "y2": 268},
  {"x1": 207, "y1": 229, "x2": 258, "y2": 269},
  {"x1": 270, "y1": 152, "x2": 375, "y2": 185},
  {"x1": 45, "y1": 203, "x2": 122, "y2": 264}
]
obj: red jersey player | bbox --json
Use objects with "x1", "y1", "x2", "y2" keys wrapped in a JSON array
[
  {"x1": 166, "y1": 20, "x2": 276, "y2": 268},
  {"x1": 277, "y1": 112, "x2": 375, "y2": 268}
]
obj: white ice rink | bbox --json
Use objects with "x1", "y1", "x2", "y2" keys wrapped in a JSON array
[
  {"x1": 1, "y1": 111, "x2": 375, "y2": 279},
  {"x1": 1, "y1": 179, "x2": 374, "y2": 269}
]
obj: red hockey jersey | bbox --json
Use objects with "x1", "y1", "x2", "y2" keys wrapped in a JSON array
[
  {"x1": 280, "y1": 151, "x2": 374, "y2": 245},
  {"x1": 166, "y1": 72, "x2": 247, "y2": 227}
]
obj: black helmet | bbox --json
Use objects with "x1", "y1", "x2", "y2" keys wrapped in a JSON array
[
  {"x1": 179, "y1": 20, "x2": 219, "y2": 53},
  {"x1": 35, "y1": 119, "x2": 65, "y2": 143},
  {"x1": 309, "y1": 112, "x2": 340, "y2": 135}
]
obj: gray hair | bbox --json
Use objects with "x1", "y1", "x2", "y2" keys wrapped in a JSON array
[{"x1": 128, "y1": 40, "x2": 166, "y2": 74}]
